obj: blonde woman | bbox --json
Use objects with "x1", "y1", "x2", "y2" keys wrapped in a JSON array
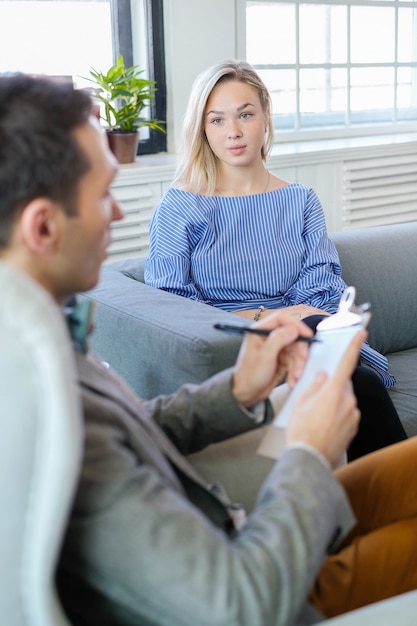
[{"x1": 145, "y1": 60, "x2": 407, "y2": 460}]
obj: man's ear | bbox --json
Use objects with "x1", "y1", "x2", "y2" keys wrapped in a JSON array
[{"x1": 20, "y1": 198, "x2": 61, "y2": 255}]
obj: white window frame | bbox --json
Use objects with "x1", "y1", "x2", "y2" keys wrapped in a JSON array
[{"x1": 236, "y1": 0, "x2": 417, "y2": 143}]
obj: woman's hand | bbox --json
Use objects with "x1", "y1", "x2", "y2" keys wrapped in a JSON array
[
  {"x1": 281, "y1": 304, "x2": 329, "y2": 320},
  {"x1": 232, "y1": 311, "x2": 313, "y2": 408},
  {"x1": 233, "y1": 304, "x2": 329, "y2": 321}
]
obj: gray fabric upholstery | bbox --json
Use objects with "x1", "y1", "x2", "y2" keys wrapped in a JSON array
[
  {"x1": 0, "y1": 263, "x2": 83, "y2": 626},
  {"x1": 85, "y1": 221, "x2": 417, "y2": 436},
  {"x1": 86, "y1": 263, "x2": 242, "y2": 397},
  {"x1": 330, "y1": 223, "x2": 417, "y2": 435},
  {"x1": 330, "y1": 223, "x2": 417, "y2": 355},
  {"x1": 386, "y1": 349, "x2": 417, "y2": 436}
]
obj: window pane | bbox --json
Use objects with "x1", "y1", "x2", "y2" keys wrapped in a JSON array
[
  {"x1": 257, "y1": 68, "x2": 296, "y2": 131},
  {"x1": 329, "y1": 68, "x2": 348, "y2": 111},
  {"x1": 397, "y1": 66, "x2": 417, "y2": 120},
  {"x1": 351, "y1": 67, "x2": 394, "y2": 111},
  {"x1": 246, "y1": 1, "x2": 296, "y2": 65},
  {"x1": 260, "y1": 68, "x2": 296, "y2": 114},
  {"x1": 300, "y1": 68, "x2": 327, "y2": 113},
  {"x1": 351, "y1": 6, "x2": 395, "y2": 64},
  {"x1": 299, "y1": 4, "x2": 347, "y2": 64},
  {"x1": 300, "y1": 68, "x2": 347, "y2": 112},
  {"x1": 398, "y1": 7, "x2": 417, "y2": 63},
  {"x1": 0, "y1": 1, "x2": 113, "y2": 88}
]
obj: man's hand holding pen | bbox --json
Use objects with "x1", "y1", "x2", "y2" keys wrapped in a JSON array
[{"x1": 231, "y1": 311, "x2": 314, "y2": 408}]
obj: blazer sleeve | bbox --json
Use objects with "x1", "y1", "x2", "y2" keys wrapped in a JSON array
[
  {"x1": 142, "y1": 368, "x2": 273, "y2": 455},
  {"x1": 59, "y1": 365, "x2": 355, "y2": 626}
]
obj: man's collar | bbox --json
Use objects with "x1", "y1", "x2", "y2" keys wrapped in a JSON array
[{"x1": 64, "y1": 295, "x2": 95, "y2": 354}]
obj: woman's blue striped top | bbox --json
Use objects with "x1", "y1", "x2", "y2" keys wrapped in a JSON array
[{"x1": 145, "y1": 183, "x2": 395, "y2": 387}]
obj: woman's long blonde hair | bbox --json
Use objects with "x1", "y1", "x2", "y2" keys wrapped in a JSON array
[{"x1": 175, "y1": 60, "x2": 274, "y2": 195}]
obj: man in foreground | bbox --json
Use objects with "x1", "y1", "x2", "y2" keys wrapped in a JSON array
[{"x1": 1, "y1": 73, "x2": 417, "y2": 626}]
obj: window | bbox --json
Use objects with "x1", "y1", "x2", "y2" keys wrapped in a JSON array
[
  {"x1": 0, "y1": 0, "x2": 166, "y2": 154},
  {"x1": 241, "y1": 0, "x2": 417, "y2": 141}
]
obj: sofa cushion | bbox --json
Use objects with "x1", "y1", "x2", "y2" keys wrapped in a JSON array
[{"x1": 122, "y1": 258, "x2": 146, "y2": 283}]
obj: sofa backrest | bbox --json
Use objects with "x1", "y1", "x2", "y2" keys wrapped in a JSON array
[{"x1": 330, "y1": 221, "x2": 417, "y2": 355}]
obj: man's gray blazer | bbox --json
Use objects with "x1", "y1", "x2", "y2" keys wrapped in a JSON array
[{"x1": 57, "y1": 350, "x2": 355, "y2": 626}]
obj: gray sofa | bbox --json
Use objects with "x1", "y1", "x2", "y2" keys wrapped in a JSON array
[{"x1": 85, "y1": 220, "x2": 417, "y2": 437}]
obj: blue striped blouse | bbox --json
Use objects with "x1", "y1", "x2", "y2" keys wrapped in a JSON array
[{"x1": 145, "y1": 183, "x2": 395, "y2": 387}]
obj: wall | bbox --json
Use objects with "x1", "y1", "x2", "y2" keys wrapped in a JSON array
[{"x1": 163, "y1": 0, "x2": 238, "y2": 153}]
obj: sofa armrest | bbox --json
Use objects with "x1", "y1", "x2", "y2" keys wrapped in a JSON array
[{"x1": 83, "y1": 262, "x2": 242, "y2": 398}]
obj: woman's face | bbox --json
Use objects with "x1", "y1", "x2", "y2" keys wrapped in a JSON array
[{"x1": 203, "y1": 79, "x2": 268, "y2": 169}]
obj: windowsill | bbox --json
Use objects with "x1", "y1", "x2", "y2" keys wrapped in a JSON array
[
  {"x1": 112, "y1": 152, "x2": 177, "y2": 185},
  {"x1": 122, "y1": 152, "x2": 178, "y2": 167},
  {"x1": 270, "y1": 131, "x2": 417, "y2": 159}
]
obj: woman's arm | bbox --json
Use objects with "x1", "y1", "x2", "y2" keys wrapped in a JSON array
[
  {"x1": 145, "y1": 191, "x2": 208, "y2": 302},
  {"x1": 282, "y1": 189, "x2": 347, "y2": 313}
]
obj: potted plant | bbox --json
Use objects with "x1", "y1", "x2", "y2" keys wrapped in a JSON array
[{"x1": 87, "y1": 54, "x2": 166, "y2": 163}]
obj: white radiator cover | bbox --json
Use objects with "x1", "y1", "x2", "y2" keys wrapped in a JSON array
[{"x1": 342, "y1": 153, "x2": 417, "y2": 228}]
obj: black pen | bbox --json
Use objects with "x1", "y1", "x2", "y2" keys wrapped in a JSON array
[{"x1": 214, "y1": 323, "x2": 320, "y2": 343}]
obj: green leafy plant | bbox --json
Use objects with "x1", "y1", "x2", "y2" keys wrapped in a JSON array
[{"x1": 87, "y1": 54, "x2": 166, "y2": 134}]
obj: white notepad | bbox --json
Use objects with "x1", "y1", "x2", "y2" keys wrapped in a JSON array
[{"x1": 258, "y1": 286, "x2": 370, "y2": 460}]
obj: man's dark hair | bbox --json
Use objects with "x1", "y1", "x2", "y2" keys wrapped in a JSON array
[{"x1": 0, "y1": 73, "x2": 93, "y2": 247}]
